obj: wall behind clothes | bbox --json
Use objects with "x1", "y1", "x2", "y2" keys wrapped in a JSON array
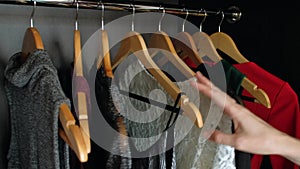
[{"x1": 0, "y1": 3, "x2": 180, "y2": 168}]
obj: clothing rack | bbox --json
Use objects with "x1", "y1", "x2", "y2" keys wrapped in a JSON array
[{"x1": 1, "y1": 0, "x2": 242, "y2": 23}]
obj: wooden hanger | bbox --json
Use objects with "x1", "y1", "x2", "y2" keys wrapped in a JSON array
[
  {"x1": 96, "y1": 30, "x2": 113, "y2": 77},
  {"x1": 96, "y1": 3, "x2": 113, "y2": 78},
  {"x1": 59, "y1": 104, "x2": 89, "y2": 162},
  {"x1": 210, "y1": 32, "x2": 270, "y2": 107},
  {"x1": 148, "y1": 9, "x2": 196, "y2": 79},
  {"x1": 173, "y1": 32, "x2": 203, "y2": 66},
  {"x1": 210, "y1": 32, "x2": 249, "y2": 63},
  {"x1": 21, "y1": 28, "x2": 44, "y2": 60},
  {"x1": 21, "y1": 1, "x2": 43, "y2": 61},
  {"x1": 73, "y1": 29, "x2": 91, "y2": 155},
  {"x1": 212, "y1": 12, "x2": 270, "y2": 108},
  {"x1": 192, "y1": 32, "x2": 222, "y2": 62},
  {"x1": 112, "y1": 30, "x2": 203, "y2": 128},
  {"x1": 192, "y1": 10, "x2": 222, "y2": 63},
  {"x1": 193, "y1": 32, "x2": 270, "y2": 108},
  {"x1": 210, "y1": 11, "x2": 248, "y2": 63},
  {"x1": 172, "y1": 9, "x2": 204, "y2": 66},
  {"x1": 21, "y1": 1, "x2": 90, "y2": 162},
  {"x1": 148, "y1": 31, "x2": 196, "y2": 78},
  {"x1": 72, "y1": 2, "x2": 91, "y2": 157}
]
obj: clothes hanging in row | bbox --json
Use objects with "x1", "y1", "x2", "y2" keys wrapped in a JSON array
[
  {"x1": 62, "y1": 50, "x2": 236, "y2": 169},
  {"x1": 4, "y1": 3, "x2": 299, "y2": 168}
]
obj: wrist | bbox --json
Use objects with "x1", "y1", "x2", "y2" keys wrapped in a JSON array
[{"x1": 274, "y1": 132, "x2": 300, "y2": 157}]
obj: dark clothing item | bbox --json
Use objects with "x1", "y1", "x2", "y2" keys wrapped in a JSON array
[
  {"x1": 92, "y1": 66, "x2": 132, "y2": 169},
  {"x1": 59, "y1": 63, "x2": 92, "y2": 169},
  {"x1": 234, "y1": 62, "x2": 300, "y2": 169},
  {"x1": 60, "y1": 62, "x2": 132, "y2": 169},
  {"x1": 4, "y1": 50, "x2": 70, "y2": 169}
]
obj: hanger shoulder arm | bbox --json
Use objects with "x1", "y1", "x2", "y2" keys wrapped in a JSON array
[
  {"x1": 241, "y1": 78, "x2": 271, "y2": 108},
  {"x1": 101, "y1": 30, "x2": 114, "y2": 78},
  {"x1": 192, "y1": 32, "x2": 222, "y2": 62},
  {"x1": 174, "y1": 32, "x2": 203, "y2": 65},
  {"x1": 180, "y1": 95, "x2": 203, "y2": 128},
  {"x1": 111, "y1": 39, "x2": 131, "y2": 70},
  {"x1": 146, "y1": 65, "x2": 203, "y2": 128},
  {"x1": 97, "y1": 30, "x2": 113, "y2": 77},
  {"x1": 21, "y1": 27, "x2": 44, "y2": 60},
  {"x1": 73, "y1": 30, "x2": 91, "y2": 153},
  {"x1": 149, "y1": 32, "x2": 195, "y2": 78},
  {"x1": 210, "y1": 32, "x2": 249, "y2": 63},
  {"x1": 59, "y1": 103, "x2": 89, "y2": 162},
  {"x1": 76, "y1": 92, "x2": 91, "y2": 153},
  {"x1": 74, "y1": 30, "x2": 84, "y2": 76}
]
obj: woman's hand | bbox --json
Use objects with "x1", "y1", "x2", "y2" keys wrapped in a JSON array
[{"x1": 191, "y1": 71, "x2": 300, "y2": 165}]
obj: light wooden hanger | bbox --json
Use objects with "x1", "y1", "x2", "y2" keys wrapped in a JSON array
[
  {"x1": 71, "y1": 1, "x2": 91, "y2": 158},
  {"x1": 213, "y1": 11, "x2": 270, "y2": 108},
  {"x1": 210, "y1": 11, "x2": 249, "y2": 63},
  {"x1": 172, "y1": 9, "x2": 204, "y2": 66},
  {"x1": 148, "y1": 7, "x2": 195, "y2": 79},
  {"x1": 111, "y1": 6, "x2": 203, "y2": 128},
  {"x1": 59, "y1": 104, "x2": 90, "y2": 162},
  {"x1": 21, "y1": 0, "x2": 44, "y2": 61},
  {"x1": 96, "y1": 3, "x2": 113, "y2": 78},
  {"x1": 192, "y1": 9, "x2": 222, "y2": 63},
  {"x1": 21, "y1": 1, "x2": 90, "y2": 162}
]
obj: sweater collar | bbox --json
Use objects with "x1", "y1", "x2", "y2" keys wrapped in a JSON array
[{"x1": 4, "y1": 49, "x2": 57, "y2": 87}]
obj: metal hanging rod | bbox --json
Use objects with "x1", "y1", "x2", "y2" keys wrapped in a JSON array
[{"x1": 1, "y1": 1, "x2": 242, "y2": 23}]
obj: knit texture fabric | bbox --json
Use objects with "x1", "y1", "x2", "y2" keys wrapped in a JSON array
[{"x1": 4, "y1": 50, "x2": 70, "y2": 169}]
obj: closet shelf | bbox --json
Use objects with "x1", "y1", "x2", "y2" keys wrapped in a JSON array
[{"x1": 1, "y1": 0, "x2": 242, "y2": 23}]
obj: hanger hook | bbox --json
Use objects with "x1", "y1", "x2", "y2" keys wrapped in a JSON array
[
  {"x1": 218, "y1": 11, "x2": 224, "y2": 32},
  {"x1": 130, "y1": 4, "x2": 135, "y2": 31},
  {"x1": 75, "y1": 0, "x2": 79, "y2": 30},
  {"x1": 30, "y1": 0, "x2": 36, "y2": 28},
  {"x1": 100, "y1": 1, "x2": 104, "y2": 30},
  {"x1": 182, "y1": 8, "x2": 189, "y2": 32},
  {"x1": 199, "y1": 9, "x2": 207, "y2": 32},
  {"x1": 158, "y1": 6, "x2": 165, "y2": 32}
]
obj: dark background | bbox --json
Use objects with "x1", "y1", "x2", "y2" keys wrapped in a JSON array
[{"x1": 181, "y1": 0, "x2": 300, "y2": 99}]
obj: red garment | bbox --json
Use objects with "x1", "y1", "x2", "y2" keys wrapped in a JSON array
[{"x1": 233, "y1": 62, "x2": 300, "y2": 169}]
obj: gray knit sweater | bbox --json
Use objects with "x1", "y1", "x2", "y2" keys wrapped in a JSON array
[{"x1": 4, "y1": 50, "x2": 70, "y2": 169}]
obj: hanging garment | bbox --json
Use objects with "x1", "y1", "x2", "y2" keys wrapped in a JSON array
[
  {"x1": 114, "y1": 59, "x2": 177, "y2": 169},
  {"x1": 233, "y1": 62, "x2": 300, "y2": 169},
  {"x1": 91, "y1": 66, "x2": 132, "y2": 169},
  {"x1": 4, "y1": 49, "x2": 70, "y2": 169},
  {"x1": 190, "y1": 59, "x2": 251, "y2": 169},
  {"x1": 59, "y1": 62, "x2": 132, "y2": 169},
  {"x1": 114, "y1": 57, "x2": 235, "y2": 169}
]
